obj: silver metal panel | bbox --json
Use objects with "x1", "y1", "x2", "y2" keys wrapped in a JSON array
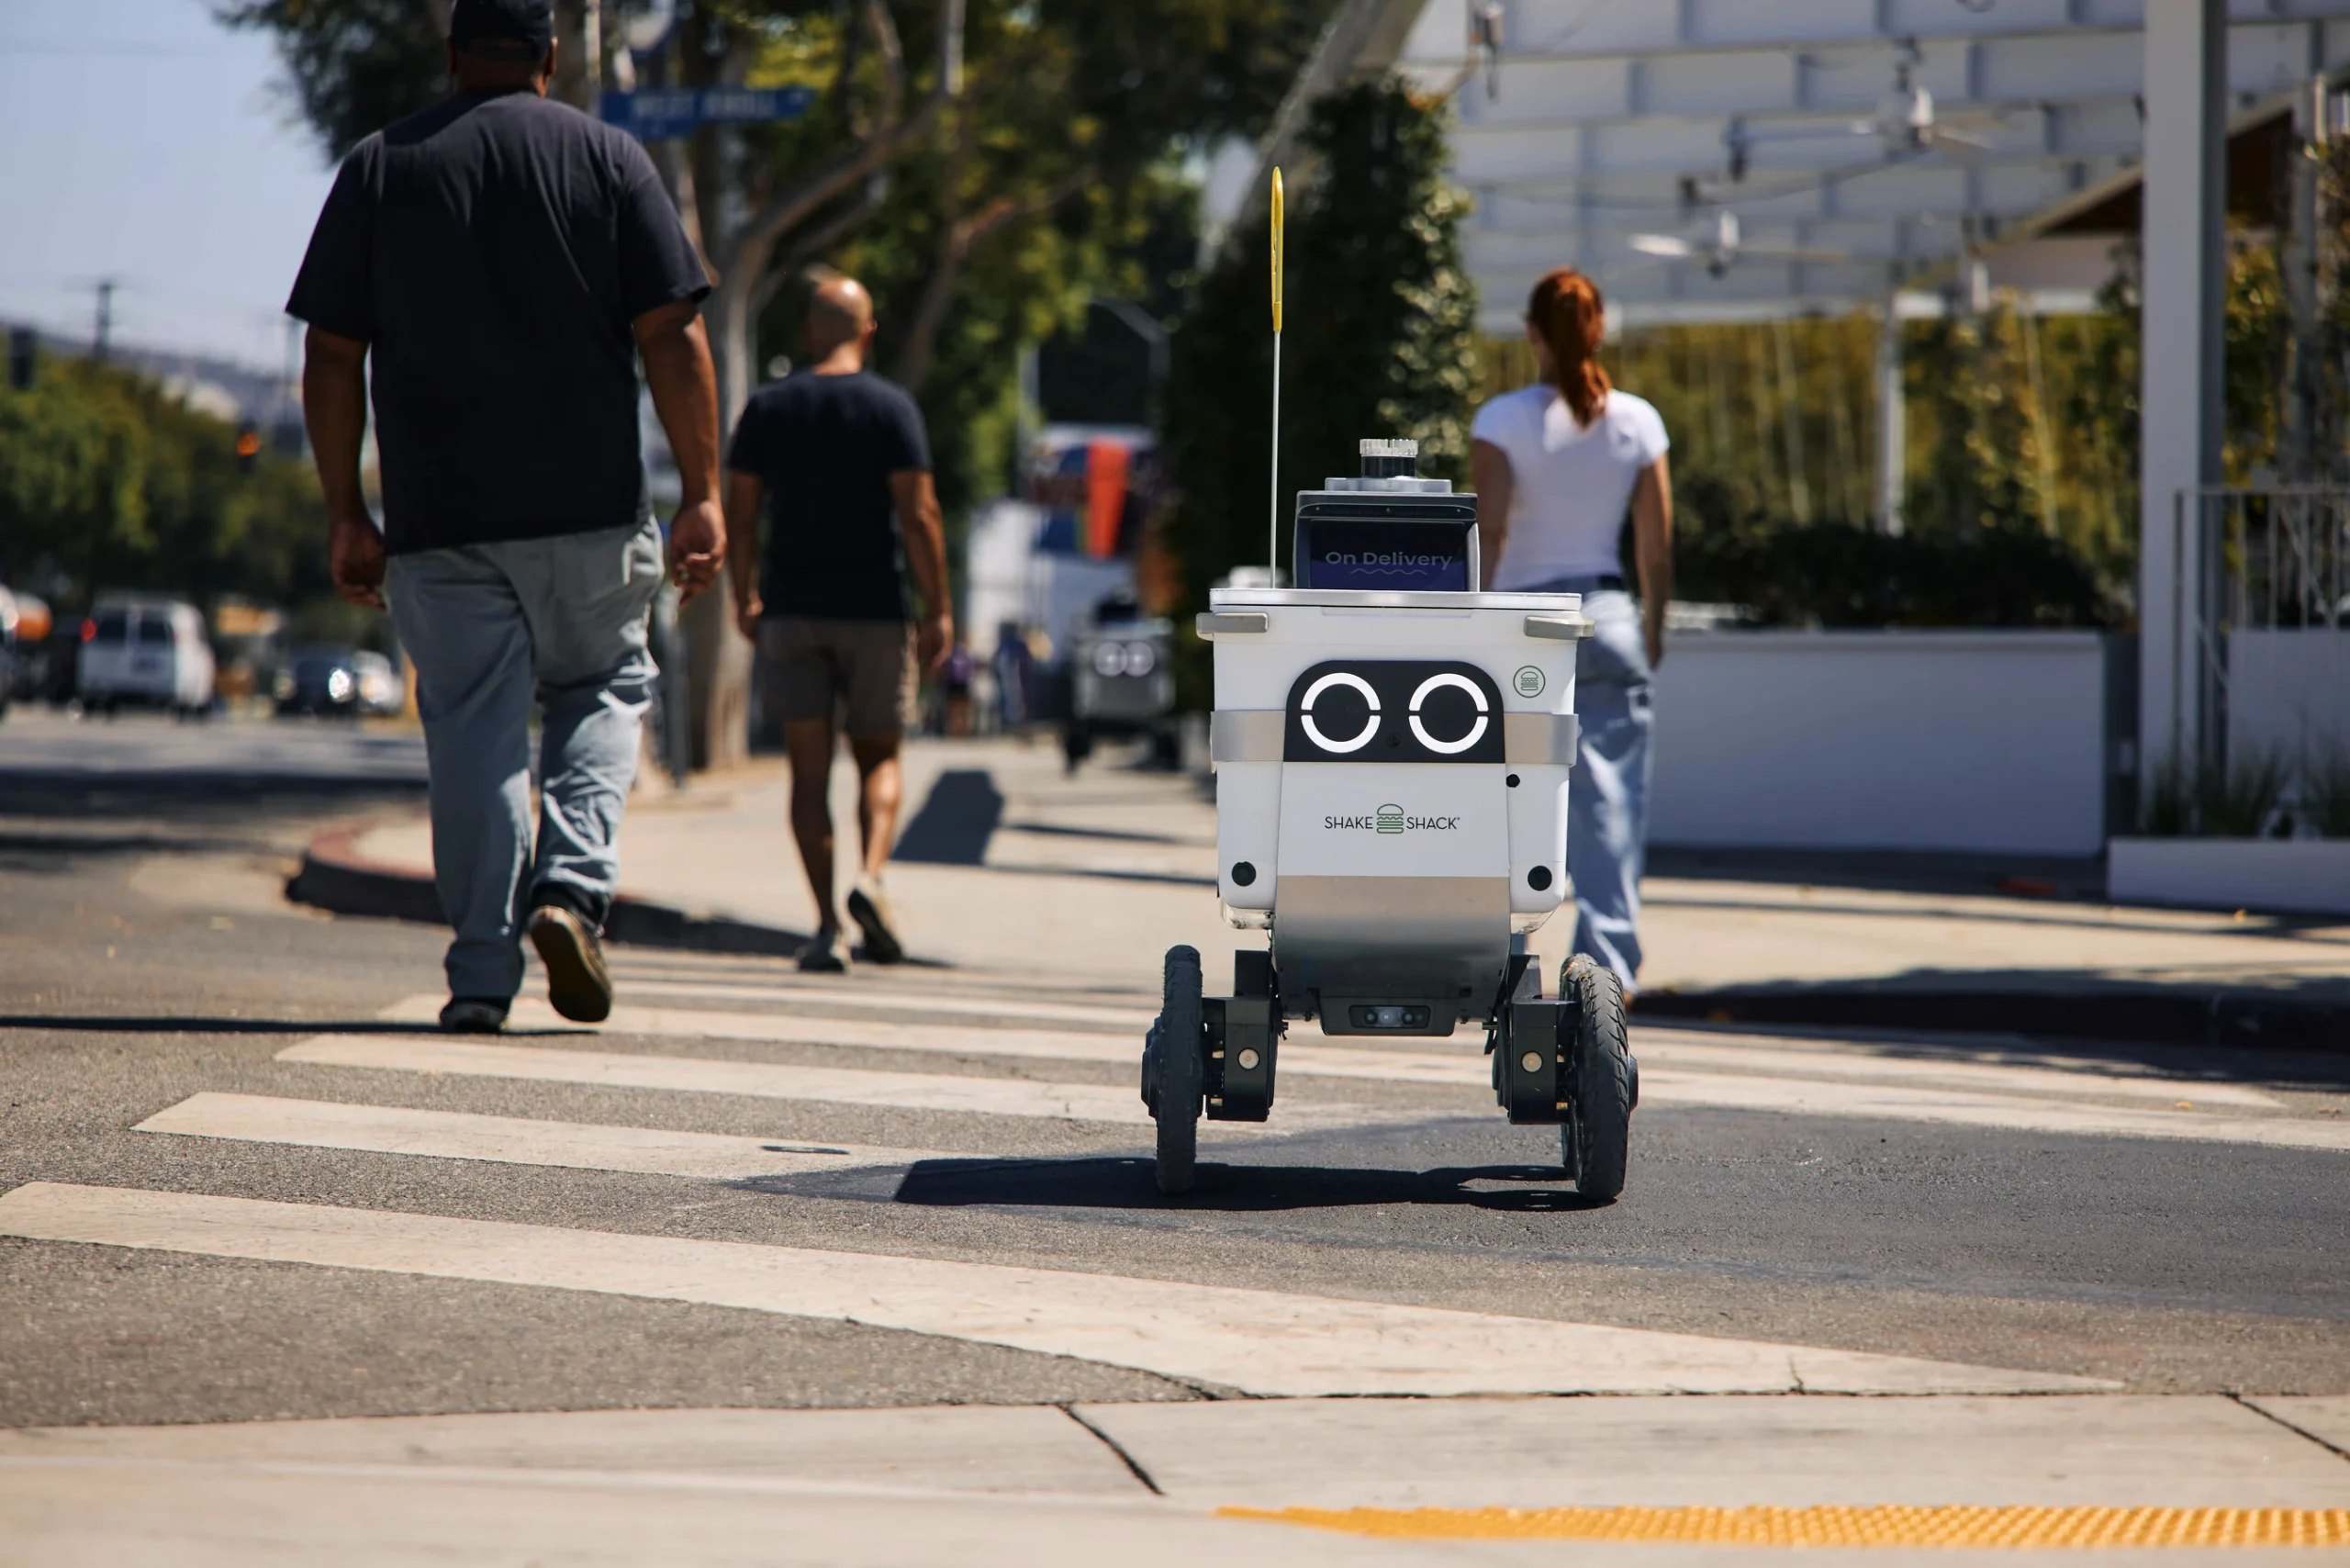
[
  {"x1": 1211, "y1": 710, "x2": 1284, "y2": 764},
  {"x1": 1524, "y1": 613, "x2": 1595, "y2": 641},
  {"x1": 1273, "y1": 875, "x2": 1510, "y2": 1013},
  {"x1": 1503, "y1": 711, "x2": 1580, "y2": 766},
  {"x1": 1195, "y1": 611, "x2": 1270, "y2": 638}
]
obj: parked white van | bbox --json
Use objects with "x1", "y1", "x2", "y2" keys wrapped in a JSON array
[{"x1": 78, "y1": 598, "x2": 217, "y2": 715}]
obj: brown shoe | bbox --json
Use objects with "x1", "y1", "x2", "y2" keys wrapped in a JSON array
[{"x1": 528, "y1": 902, "x2": 613, "y2": 1023}]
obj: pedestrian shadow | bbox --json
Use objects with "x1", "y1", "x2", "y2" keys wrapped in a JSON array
[
  {"x1": 893, "y1": 769, "x2": 1004, "y2": 865},
  {"x1": 0, "y1": 1014, "x2": 477, "y2": 1037},
  {"x1": 878, "y1": 1155, "x2": 1605, "y2": 1213}
]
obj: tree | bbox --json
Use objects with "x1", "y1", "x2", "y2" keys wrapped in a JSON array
[
  {"x1": 0, "y1": 358, "x2": 330, "y2": 613},
  {"x1": 218, "y1": 0, "x2": 1332, "y2": 763},
  {"x1": 1161, "y1": 79, "x2": 1477, "y2": 617}
]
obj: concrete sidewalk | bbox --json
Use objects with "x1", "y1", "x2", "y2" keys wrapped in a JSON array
[{"x1": 303, "y1": 736, "x2": 2350, "y2": 1046}]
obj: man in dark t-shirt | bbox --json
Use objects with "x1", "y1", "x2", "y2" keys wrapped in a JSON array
[
  {"x1": 726, "y1": 275, "x2": 952, "y2": 971},
  {"x1": 286, "y1": 0, "x2": 724, "y2": 1030}
]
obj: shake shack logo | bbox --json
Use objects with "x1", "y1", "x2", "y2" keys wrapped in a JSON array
[{"x1": 1326, "y1": 803, "x2": 1460, "y2": 834}]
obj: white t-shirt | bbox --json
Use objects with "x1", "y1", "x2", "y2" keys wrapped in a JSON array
[{"x1": 1471, "y1": 384, "x2": 1669, "y2": 589}]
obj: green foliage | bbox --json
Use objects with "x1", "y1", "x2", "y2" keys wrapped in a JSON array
[
  {"x1": 1673, "y1": 477, "x2": 2121, "y2": 630},
  {"x1": 1161, "y1": 79, "x2": 1478, "y2": 615},
  {"x1": 0, "y1": 359, "x2": 328, "y2": 612},
  {"x1": 1901, "y1": 306, "x2": 2051, "y2": 538},
  {"x1": 2295, "y1": 744, "x2": 2350, "y2": 838},
  {"x1": 215, "y1": 0, "x2": 447, "y2": 160},
  {"x1": 2143, "y1": 746, "x2": 2293, "y2": 838}
]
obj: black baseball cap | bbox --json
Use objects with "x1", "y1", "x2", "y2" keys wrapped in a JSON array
[{"x1": 449, "y1": 0, "x2": 554, "y2": 60}]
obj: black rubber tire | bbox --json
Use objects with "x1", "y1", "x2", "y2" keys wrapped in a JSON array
[
  {"x1": 1153, "y1": 945, "x2": 1203, "y2": 1193},
  {"x1": 1561, "y1": 954, "x2": 1633, "y2": 1203}
]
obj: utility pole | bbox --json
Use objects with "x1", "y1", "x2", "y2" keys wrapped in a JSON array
[{"x1": 93, "y1": 279, "x2": 117, "y2": 362}]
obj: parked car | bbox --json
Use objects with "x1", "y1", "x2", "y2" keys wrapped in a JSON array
[
  {"x1": 274, "y1": 645, "x2": 402, "y2": 718},
  {"x1": 78, "y1": 597, "x2": 217, "y2": 716}
]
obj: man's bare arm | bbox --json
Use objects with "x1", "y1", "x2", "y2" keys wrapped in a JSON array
[
  {"x1": 1630, "y1": 454, "x2": 1673, "y2": 671},
  {"x1": 301, "y1": 326, "x2": 384, "y2": 609},
  {"x1": 890, "y1": 469, "x2": 953, "y2": 673},
  {"x1": 724, "y1": 469, "x2": 765, "y2": 642},
  {"x1": 632, "y1": 299, "x2": 724, "y2": 601},
  {"x1": 1471, "y1": 438, "x2": 1513, "y2": 591}
]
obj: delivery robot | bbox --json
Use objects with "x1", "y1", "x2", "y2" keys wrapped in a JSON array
[
  {"x1": 1140, "y1": 438, "x2": 1637, "y2": 1198},
  {"x1": 1061, "y1": 593, "x2": 1179, "y2": 772}
]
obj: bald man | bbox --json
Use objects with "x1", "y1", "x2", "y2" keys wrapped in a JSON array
[{"x1": 725, "y1": 275, "x2": 951, "y2": 971}]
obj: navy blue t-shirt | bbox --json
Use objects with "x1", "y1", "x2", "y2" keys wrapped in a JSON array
[
  {"x1": 728, "y1": 370, "x2": 931, "y2": 622},
  {"x1": 286, "y1": 90, "x2": 709, "y2": 554}
]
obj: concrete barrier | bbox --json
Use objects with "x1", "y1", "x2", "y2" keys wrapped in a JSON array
[{"x1": 1650, "y1": 632, "x2": 2109, "y2": 857}]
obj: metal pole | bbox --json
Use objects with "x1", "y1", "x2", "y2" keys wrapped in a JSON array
[{"x1": 2137, "y1": 0, "x2": 2228, "y2": 798}]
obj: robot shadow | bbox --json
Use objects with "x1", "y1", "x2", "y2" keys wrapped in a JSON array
[{"x1": 887, "y1": 1156, "x2": 1608, "y2": 1213}]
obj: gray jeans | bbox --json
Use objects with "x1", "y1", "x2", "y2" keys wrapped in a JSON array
[{"x1": 386, "y1": 520, "x2": 662, "y2": 1002}]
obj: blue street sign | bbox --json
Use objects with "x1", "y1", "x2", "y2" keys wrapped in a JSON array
[{"x1": 599, "y1": 86, "x2": 816, "y2": 141}]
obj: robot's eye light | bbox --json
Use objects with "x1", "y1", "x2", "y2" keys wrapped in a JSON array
[
  {"x1": 1091, "y1": 643, "x2": 1125, "y2": 677},
  {"x1": 1297, "y1": 671, "x2": 1382, "y2": 753},
  {"x1": 1415, "y1": 681, "x2": 1481, "y2": 744},
  {"x1": 1122, "y1": 642, "x2": 1156, "y2": 677}
]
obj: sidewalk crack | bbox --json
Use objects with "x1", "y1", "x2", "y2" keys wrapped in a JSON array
[
  {"x1": 2226, "y1": 1391, "x2": 2350, "y2": 1464},
  {"x1": 1060, "y1": 1405, "x2": 1165, "y2": 1495}
]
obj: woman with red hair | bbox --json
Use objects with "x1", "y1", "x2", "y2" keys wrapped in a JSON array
[{"x1": 1471, "y1": 267, "x2": 1673, "y2": 994}]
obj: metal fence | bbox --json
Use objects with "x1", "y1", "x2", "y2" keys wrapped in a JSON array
[{"x1": 2168, "y1": 487, "x2": 2350, "y2": 817}]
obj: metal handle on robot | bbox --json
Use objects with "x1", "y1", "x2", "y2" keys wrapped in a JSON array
[
  {"x1": 1195, "y1": 611, "x2": 1270, "y2": 639},
  {"x1": 1523, "y1": 614, "x2": 1595, "y2": 641}
]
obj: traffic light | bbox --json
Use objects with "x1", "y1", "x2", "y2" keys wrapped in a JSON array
[
  {"x1": 234, "y1": 426, "x2": 261, "y2": 474},
  {"x1": 6, "y1": 327, "x2": 34, "y2": 391}
]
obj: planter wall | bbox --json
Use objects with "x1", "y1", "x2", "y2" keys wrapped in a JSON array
[
  {"x1": 1650, "y1": 631, "x2": 2109, "y2": 856},
  {"x1": 2108, "y1": 836, "x2": 2350, "y2": 916}
]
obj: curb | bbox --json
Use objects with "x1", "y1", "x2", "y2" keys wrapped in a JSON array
[{"x1": 287, "y1": 824, "x2": 809, "y2": 960}]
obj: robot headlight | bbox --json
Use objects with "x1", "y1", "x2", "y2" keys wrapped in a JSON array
[
  {"x1": 1122, "y1": 641, "x2": 1157, "y2": 677},
  {"x1": 1091, "y1": 641, "x2": 1126, "y2": 678},
  {"x1": 1283, "y1": 660, "x2": 1505, "y2": 764}
]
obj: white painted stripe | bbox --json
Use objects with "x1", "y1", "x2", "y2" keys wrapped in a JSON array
[
  {"x1": 381, "y1": 995, "x2": 1145, "y2": 1063},
  {"x1": 598, "y1": 980, "x2": 1151, "y2": 1032},
  {"x1": 1632, "y1": 1035, "x2": 2285, "y2": 1109},
  {"x1": 274, "y1": 1036, "x2": 1391, "y2": 1134},
  {"x1": 368, "y1": 999, "x2": 2338, "y2": 1151},
  {"x1": 1637, "y1": 1070, "x2": 2350, "y2": 1154},
  {"x1": 0, "y1": 1183, "x2": 2109, "y2": 1398},
  {"x1": 135, "y1": 1094, "x2": 951, "y2": 1181}
]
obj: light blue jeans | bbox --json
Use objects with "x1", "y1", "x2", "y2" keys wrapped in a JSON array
[
  {"x1": 1527, "y1": 578, "x2": 1653, "y2": 991},
  {"x1": 386, "y1": 520, "x2": 662, "y2": 1002}
]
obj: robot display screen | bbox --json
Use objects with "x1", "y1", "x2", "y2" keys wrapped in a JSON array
[{"x1": 1297, "y1": 519, "x2": 1472, "y2": 592}]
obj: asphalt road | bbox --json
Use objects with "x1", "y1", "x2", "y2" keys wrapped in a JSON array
[{"x1": 2, "y1": 713, "x2": 2346, "y2": 1561}]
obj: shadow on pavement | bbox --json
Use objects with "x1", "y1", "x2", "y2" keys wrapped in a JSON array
[
  {"x1": 0, "y1": 1015, "x2": 462, "y2": 1037},
  {"x1": 893, "y1": 769, "x2": 1004, "y2": 865},
  {"x1": 880, "y1": 1155, "x2": 1605, "y2": 1213}
]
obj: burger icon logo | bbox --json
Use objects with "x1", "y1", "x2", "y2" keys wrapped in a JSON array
[{"x1": 1375, "y1": 803, "x2": 1405, "y2": 834}]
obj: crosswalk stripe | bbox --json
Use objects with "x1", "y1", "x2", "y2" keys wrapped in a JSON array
[
  {"x1": 1637, "y1": 1070, "x2": 2350, "y2": 1154},
  {"x1": 275, "y1": 1036, "x2": 1395, "y2": 1133},
  {"x1": 372, "y1": 997, "x2": 2339, "y2": 1153},
  {"x1": 135, "y1": 1093, "x2": 951, "y2": 1180},
  {"x1": 599, "y1": 980, "x2": 1151, "y2": 1032},
  {"x1": 0, "y1": 1182, "x2": 2111, "y2": 1398},
  {"x1": 381, "y1": 995, "x2": 1141, "y2": 1060},
  {"x1": 1635, "y1": 1036, "x2": 2284, "y2": 1108}
]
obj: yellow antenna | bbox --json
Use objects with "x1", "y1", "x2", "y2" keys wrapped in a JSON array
[{"x1": 1269, "y1": 167, "x2": 1284, "y2": 572}]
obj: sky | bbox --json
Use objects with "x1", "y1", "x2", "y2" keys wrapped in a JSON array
[{"x1": 0, "y1": 0, "x2": 339, "y2": 372}]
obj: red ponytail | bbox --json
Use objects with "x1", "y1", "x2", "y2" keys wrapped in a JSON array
[{"x1": 1527, "y1": 267, "x2": 1610, "y2": 427}]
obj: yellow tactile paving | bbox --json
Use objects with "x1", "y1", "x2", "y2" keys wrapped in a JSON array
[{"x1": 1220, "y1": 1505, "x2": 2350, "y2": 1548}]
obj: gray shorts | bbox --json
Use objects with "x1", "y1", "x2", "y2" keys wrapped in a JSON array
[{"x1": 759, "y1": 616, "x2": 915, "y2": 735}]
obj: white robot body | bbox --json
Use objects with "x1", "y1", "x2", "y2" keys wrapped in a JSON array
[{"x1": 1203, "y1": 581, "x2": 1584, "y2": 1036}]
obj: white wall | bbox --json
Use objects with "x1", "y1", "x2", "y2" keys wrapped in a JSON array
[
  {"x1": 1649, "y1": 632, "x2": 2109, "y2": 856},
  {"x1": 2228, "y1": 630, "x2": 2350, "y2": 767}
]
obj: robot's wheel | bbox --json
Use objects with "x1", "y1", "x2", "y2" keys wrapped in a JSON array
[
  {"x1": 1561, "y1": 955, "x2": 1634, "y2": 1203},
  {"x1": 1148, "y1": 945, "x2": 1204, "y2": 1193}
]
